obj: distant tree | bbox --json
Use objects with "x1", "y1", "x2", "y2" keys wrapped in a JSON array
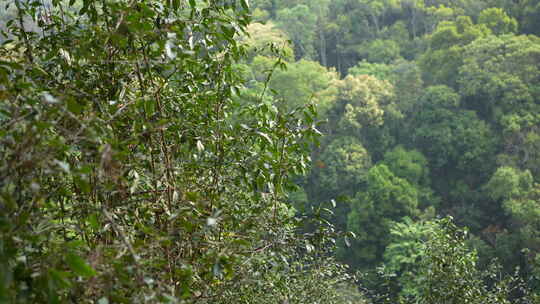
[
  {"x1": 311, "y1": 136, "x2": 372, "y2": 203},
  {"x1": 276, "y1": 4, "x2": 318, "y2": 60},
  {"x1": 458, "y1": 34, "x2": 540, "y2": 177},
  {"x1": 348, "y1": 61, "x2": 395, "y2": 80},
  {"x1": 0, "y1": 1, "x2": 353, "y2": 302},
  {"x1": 243, "y1": 22, "x2": 294, "y2": 61},
  {"x1": 243, "y1": 57, "x2": 338, "y2": 115},
  {"x1": 484, "y1": 166, "x2": 540, "y2": 270},
  {"x1": 409, "y1": 86, "x2": 496, "y2": 178},
  {"x1": 343, "y1": 164, "x2": 420, "y2": 268},
  {"x1": 478, "y1": 7, "x2": 518, "y2": 35},
  {"x1": 347, "y1": 60, "x2": 423, "y2": 117},
  {"x1": 306, "y1": 136, "x2": 372, "y2": 234},
  {"x1": 419, "y1": 16, "x2": 490, "y2": 86},
  {"x1": 520, "y1": 0, "x2": 540, "y2": 36},
  {"x1": 358, "y1": 39, "x2": 402, "y2": 63},
  {"x1": 381, "y1": 146, "x2": 439, "y2": 209},
  {"x1": 382, "y1": 146, "x2": 429, "y2": 186},
  {"x1": 332, "y1": 74, "x2": 397, "y2": 133},
  {"x1": 383, "y1": 217, "x2": 440, "y2": 300}
]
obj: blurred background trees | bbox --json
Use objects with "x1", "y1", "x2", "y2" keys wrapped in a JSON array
[
  {"x1": 0, "y1": 0, "x2": 359, "y2": 303},
  {"x1": 246, "y1": 0, "x2": 540, "y2": 302}
]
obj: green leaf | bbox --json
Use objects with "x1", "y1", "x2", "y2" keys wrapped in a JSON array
[
  {"x1": 87, "y1": 213, "x2": 99, "y2": 230},
  {"x1": 185, "y1": 191, "x2": 199, "y2": 201},
  {"x1": 49, "y1": 269, "x2": 72, "y2": 289},
  {"x1": 66, "y1": 253, "x2": 97, "y2": 278},
  {"x1": 240, "y1": 0, "x2": 249, "y2": 10},
  {"x1": 66, "y1": 98, "x2": 83, "y2": 114},
  {"x1": 74, "y1": 175, "x2": 90, "y2": 194},
  {"x1": 172, "y1": 0, "x2": 180, "y2": 11}
]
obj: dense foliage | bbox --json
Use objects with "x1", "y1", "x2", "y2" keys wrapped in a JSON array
[
  {"x1": 244, "y1": 0, "x2": 540, "y2": 302},
  {"x1": 3, "y1": 0, "x2": 540, "y2": 303},
  {"x1": 0, "y1": 0, "x2": 357, "y2": 303}
]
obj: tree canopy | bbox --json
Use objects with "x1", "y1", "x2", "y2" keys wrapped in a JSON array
[{"x1": 3, "y1": 0, "x2": 540, "y2": 303}]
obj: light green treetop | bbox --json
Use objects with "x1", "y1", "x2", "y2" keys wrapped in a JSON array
[
  {"x1": 478, "y1": 7, "x2": 518, "y2": 35},
  {"x1": 334, "y1": 74, "x2": 396, "y2": 132}
]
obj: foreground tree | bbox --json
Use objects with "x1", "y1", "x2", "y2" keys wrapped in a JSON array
[{"x1": 0, "y1": 1, "x2": 355, "y2": 303}]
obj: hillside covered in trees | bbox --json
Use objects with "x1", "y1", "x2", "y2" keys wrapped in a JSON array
[
  {"x1": 242, "y1": 0, "x2": 540, "y2": 302},
  {"x1": 1, "y1": 0, "x2": 540, "y2": 303}
]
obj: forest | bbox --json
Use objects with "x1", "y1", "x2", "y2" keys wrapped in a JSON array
[{"x1": 1, "y1": 0, "x2": 540, "y2": 303}]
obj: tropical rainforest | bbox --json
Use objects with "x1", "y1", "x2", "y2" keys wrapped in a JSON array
[{"x1": 1, "y1": 0, "x2": 540, "y2": 303}]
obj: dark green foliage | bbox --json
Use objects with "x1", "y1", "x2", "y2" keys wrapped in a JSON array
[
  {"x1": 0, "y1": 1, "x2": 356, "y2": 303},
  {"x1": 417, "y1": 218, "x2": 523, "y2": 304},
  {"x1": 382, "y1": 146, "x2": 429, "y2": 186},
  {"x1": 5, "y1": 0, "x2": 540, "y2": 302},
  {"x1": 313, "y1": 136, "x2": 372, "y2": 200},
  {"x1": 245, "y1": 0, "x2": 540, "y2": 300},
  {"x1": 342, "y1": 164, "x2": 420, "y2": 268},
  {"x1": 410, "y1": 86, "x2": 496, "y2": 177},
  {"x1": 382, "y1": 218, "x2": 439, "y2": 300},
  {"x1": 419, "y1": 16, "x2": 490, "y2": 87}
]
